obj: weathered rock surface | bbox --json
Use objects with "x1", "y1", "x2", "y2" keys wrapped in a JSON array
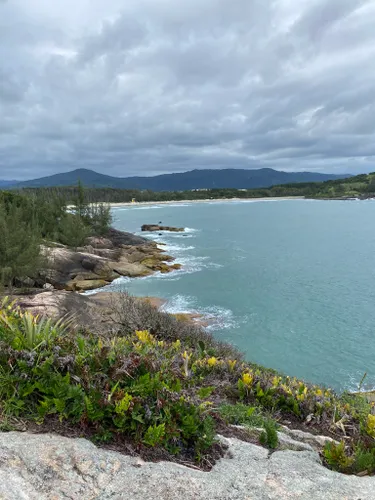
[
  {"x1": 65, "y1": 279, "x2": 111, "y2": 291},
  {"x1": 141, "y1": 224, "x2": 184, "y2": 232},
  {"x1": 13, "y1": 291, "x2": 106, "y2": 332},
  {"x1": 32, "y1": 228, "x2": 179, "y2": 291},
  {"x1": 13, "y1": 291, "x2": 164, "y2": 333},
  {"x1": 107, "y1": 227, "x2": 150, "y2": 246},
  {"x1": 0, "y1": 432, "x2": 373, "y2": 500}
]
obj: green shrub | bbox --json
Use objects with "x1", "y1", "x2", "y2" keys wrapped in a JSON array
[
  {"x1": 111, "y1": 292, "x2": 242, "y2": 360},
  {"x1": 352, "y1": 446, "x2": 375, "y2": 474},
  {"x1": 259, "y1": 419, "x2": 279, "y2": 450},
  {"x1": 0, "y1": 305, "x2": 217, "y2": 463},
  {"x1": 323, "y1": 441, "x2": 354, "y2": 472},
  {"x1": 1, "y1": 300, "x2": 375, "y2": 473},
  {"x1": 219, "y1": 403, "x2": 265, "y2": 428}
]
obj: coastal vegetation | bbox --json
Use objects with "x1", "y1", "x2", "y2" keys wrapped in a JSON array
[
  {"x1": 0, "y1": 186, "x2": 112, "y2": 288},
  {"x1": 1, "y1": 176, "x2": 375, "y2": 476},
  {"x1": 11, "y1": 171, "x2": 375, "y2": 204},
  {"x1": 0, "y1": 293, "x2": 374, "y2": 474}
]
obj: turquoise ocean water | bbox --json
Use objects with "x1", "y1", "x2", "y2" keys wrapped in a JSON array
[{"x1": 93, "y1": 199, "x2": 375, "y2": 392}]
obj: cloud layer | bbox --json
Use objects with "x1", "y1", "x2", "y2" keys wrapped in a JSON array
[{"x1": 1, "y1": 0, "x2": 375, "y2": 180}]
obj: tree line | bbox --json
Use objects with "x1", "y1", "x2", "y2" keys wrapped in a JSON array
[
  {"x1": 13, "y1": 171, "x2": 375, "y2": 203},
  {"x1": 0, "y1": 183, "x2": 111, "y2": 288}
]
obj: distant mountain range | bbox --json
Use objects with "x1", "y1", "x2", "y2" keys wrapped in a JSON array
[
  {"x1": 2, "y1": 168, "x2": 351, "y2": 191},
  {"x1": 0, "y1": 180, "x2": 17, "y2": 188}
]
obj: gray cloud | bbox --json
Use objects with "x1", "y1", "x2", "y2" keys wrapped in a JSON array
[{"x1": 0, "y1": 0, "x2": 375, "y2": 180}]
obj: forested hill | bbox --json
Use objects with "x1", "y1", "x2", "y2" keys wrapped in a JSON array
[
  {"x1": 11, "y1": 171, "x2": 375, "y2": 204},
  {"x1": 0, "y1": 180, "x2": 17, "y2": 188},
  {"x1": 8, "y1": 167, "x2": 349, "y2": 190}
]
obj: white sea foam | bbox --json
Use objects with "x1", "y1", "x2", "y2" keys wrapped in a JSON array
[
  {"x1": 157, "y1": 244, "x2": 195, "y2": 252},
  {"x1": 160, "y1": 294, "x2": 237, "y2": 331},
  {"x1": 82, "y1": 275, "x2": 131, "y2": 295},
  {"x1": 112, "y1": 205, "x2": 164, "y2": 211},
  {"x1": 160, "y1": 203, "x2": 192, "y2": 208},
  {"x1": 165, "y1": 233, "x2": 195, "y2": 239},
  {"x1": 347, "y1": 372, "x2": 375, "y2": 393}
]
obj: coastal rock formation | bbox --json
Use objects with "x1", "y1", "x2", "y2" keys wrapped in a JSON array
[
  {"x1": 13, "y1": 291, "x2": 165, "y2": 334},
  {"x1": 141, "y1": 224, "x2": 184, "y2": 232},
  {"x1": 31, "y1": 229, "x2": 179, "y2": 291},
  {"x1": 13, "y1": 291, "x2": 104, "y2": 331},
  {"x1": 0, "y1": 431, "x2": 373, "y2": 500}
]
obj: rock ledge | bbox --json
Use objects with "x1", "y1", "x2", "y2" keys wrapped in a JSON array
[{"x1": 0, "y1": 431, "x2": 374, "y2": 500}]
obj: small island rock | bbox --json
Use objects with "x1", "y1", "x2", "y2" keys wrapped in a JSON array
[{"x1": 141, "y1": 224, "x2": 184, "y2": 232}]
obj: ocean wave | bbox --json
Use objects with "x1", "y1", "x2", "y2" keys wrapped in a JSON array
[
  {"x1": 160, "y1": 294, "x2": 237, "y2": 331},
  {"x1": 164, "y1": 233, "x2": 195, "y2": 239},
  {"x1": 112, "y1": 205, "x2": 164, "y2": 211},
  {"x1": 136, "y1": 232, "x2": 197, "y2": 245},
  {"x1": 128, "y1": 205, "x2": 163, "y2": 210},
  {"x1": 157, "y1": 244, "x2": 195, "y2": 252},
  {"x1": 82, "y1": 275, "x2": 131, "y2": 295},
  {"x1": 346, "y1": 371, "x2": 375, "y2": 393},
  {"x1": 160, "y1": 203, "x2": 193, "y2": 207}
]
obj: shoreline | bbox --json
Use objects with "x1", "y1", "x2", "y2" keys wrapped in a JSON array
[{"x1": 104, "y1": 196, "x2": 304, "y2": 207}]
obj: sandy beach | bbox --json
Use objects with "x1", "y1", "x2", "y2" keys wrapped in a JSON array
[{"x1": 107, "y1": 196, "x2": 303, "y2": 207}]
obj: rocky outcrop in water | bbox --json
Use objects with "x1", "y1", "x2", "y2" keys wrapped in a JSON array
[
  {"x1": 0, "y1": 431, "x2": 373, "y2": 500},
  {"x1": 141, "y1": 224, "x2": 184, "y2": 232},
  {"x1": 30, "y1": 229, "x2": 180, "y2": 292}
]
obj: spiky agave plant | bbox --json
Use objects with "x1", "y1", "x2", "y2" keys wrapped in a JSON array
[
  {"x1": 0, "y1": 296, "x2": 76, "y2": 349},
  {"x1": 19, "y1": 312, "x2": 75, "y2": 349}
]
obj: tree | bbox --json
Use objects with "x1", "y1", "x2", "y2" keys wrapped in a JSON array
[
  {"x1": 0, "y1": 202, "x2": 41, "y2": 288},
  {"x1": 58, "y1": 213, "x2": 91, "y2": 249},
  {"x1": 73, "y1": 180, "x2": 88, "y2": 218},
  {"x1": 86, "y1": 203, "x2": 112, "y2": 236}
]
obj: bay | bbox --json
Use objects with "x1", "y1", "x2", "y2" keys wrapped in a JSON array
[{"x1": 102, "y1": 199, "x2": 375, "y2": 392}]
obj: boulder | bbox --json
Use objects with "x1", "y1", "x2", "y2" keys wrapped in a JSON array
[
  {"x1": 88, "y1": 248, "x2": 120, "y2": 259},
  {"x1": 126, "y1": 251, "x2": 150, "y2": 264},
  {"x1": 111, "y1": 262, "x2": 152, "y2": 278},
  {"x1": 107, "y1": 228, "x2": 149, "y2": 247},
  {"x1": 13, "y1": 291, "x2": 107, "y2": 332},
  {"x1": 81, "y1": 257, "x2": 97, "y2": 271},
  {"x1": 85, "y1": 236, "x2": 114, "y2": 249},
  {"x1": 14, "y1": 277, "x2": 36, "y2": 288},
  {"x1": 12, "y1": 291, "x2": 165, "y2": 334},
  {"x1": 65, "y1": 279, "x2": 110, "y2": 292},
  {"x1": 0, "y1": 432, "x2": 374, "y2": 500},
  {"x1": 37, "y1": 269, "x2": 70, "y2": 290}
]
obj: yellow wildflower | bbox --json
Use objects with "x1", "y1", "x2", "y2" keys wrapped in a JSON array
[
  {"x1": 172, "y1": 339, "x2": 181, "y2": 349},
  {"x1": 315, "y1": 389, "x2": 323, "y2": 396},
  {"x1": 281, "y1": 384, "x2": 292, "y2": 394},
  {"x1": 271, "y1": 376, "x2": 281, "y2": 388},
  {"x1": 207, "y1": 357, "x2": 218, "y2": 367},
  {"x1": 228, "y1": 360, "x2": 237, "y2": 371},
  {"x1": 135, "y1": 330, "x2": 154, "y2": 344},
  {"x1": 366, "y1": 414, "x2": 375, "y2": 438},
  {"x1": 242, "y1": 372, "x2": 253, "y2": 386}
]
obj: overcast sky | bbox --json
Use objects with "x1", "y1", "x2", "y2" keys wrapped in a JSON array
[{"x1": 1, "y1": 0, "x2": 375, "y2": 180}]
